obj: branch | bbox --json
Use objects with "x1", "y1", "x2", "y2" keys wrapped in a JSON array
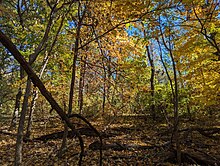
[{"x1": 78, "y1": 4, "x2": 176, "y2": 50}]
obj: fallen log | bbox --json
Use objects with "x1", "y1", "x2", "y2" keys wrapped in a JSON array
[
  {"x1": 89, "y1": 141, "x2": 156, "y2": 151},
  {"x1": 34, "y1": 127, "x2": 115, "y2": 142},
  {"x1": 159, "y1": 148, "x2": 220, "y2": 165}
]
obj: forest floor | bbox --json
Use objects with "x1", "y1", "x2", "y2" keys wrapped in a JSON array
[{"x1": 1, "y1": 112, "x2": 220, "y2": 166}]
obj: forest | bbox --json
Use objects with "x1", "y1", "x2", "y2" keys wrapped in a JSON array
[{"x1": 0, "y1": 0, "x2": 220, "y2": 165}]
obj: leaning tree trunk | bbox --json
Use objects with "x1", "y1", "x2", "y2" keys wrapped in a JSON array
[
  {"x1": 0, "y1": 29, "x2": 94, "y2": 166},
  {"x1": 25, "y1": 54, "x2": 49, "y2": 139},
  {"x1": 25, "y1": 87, "x2": 37, "y2": 139}
]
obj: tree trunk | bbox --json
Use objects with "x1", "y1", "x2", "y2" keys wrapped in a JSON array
[
  {"x1": 59, "y1": 3, "x2": 84, "y2": 155},
  {"x1": 59, "y1": 40, "x2": 79, "y2": 155},
  {"x1": 25, "y1": 54, "x2": 49, "y2": 139},
  {"x1": 9, "y1": 88, "x2": 22, "y2": 130},
  {"x1": 25, "y1": 88, "x2": 37, "y2": 139},
  {"x1": 146, "y1": 45, "x2": 155, "y2": 120},
  {"x1": 14, "y1": 77, "x2": 31, "y2": 166},
  {"x1": 158, "y1": 21, "x2": 181, "y2": 164},
  {"x1": 170, "y1": 51, "x2": 180, "y2": 165},
  {"x1": 78, "y1": 56, "x2": 86, "y2": 115},
  {"x1": 141, "y1": 22, "x2": 156, "y2": 119},
  {"x1": 9, "y1": 67, "x2": 24, "y2": 130},
  {"x1": 92, "y1": 25, "x2": 107, "y2": 115},
  {"x1": 102, "y1": 67, "x2": 107, "y2": 115}
]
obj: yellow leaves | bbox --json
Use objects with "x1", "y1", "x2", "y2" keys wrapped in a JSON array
[
  {"x1": 186, "y1": 59, "x2": 220, "y2": 107},
  {"x1": 0, "y1": 4, "x2": 6, "y2": 17},
  {"x1": 109, "y1": 0, "x2": 148, "y2": 20},
  {"x1": 194, "y1": 6, "x2": 203, "y2": 14},
  {"x1": 174, "y1": 23, "x2": 219, "y2": 108},
  {"x1": 210, "y1": 22, "x2": 218, "y2": 33},
  {"x1": 0, "y1": 3, "x2": 16, "y2": 17}
]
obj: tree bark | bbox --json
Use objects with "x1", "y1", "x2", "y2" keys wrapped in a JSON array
[
  {"x1": 14, "y1": 77, "x2": 31, "y2": 166},
  {"x1": 25, "y1": 87, "x2": 37, "y2": 139},
  {"x1": 78, "y1": 56, "x2": 86, "y2": 115},
  {"x1": 25, "y1": 54, "x2": 49, "y2": 139},
  {"x1": 9, "y1": 65, "x2": 24, "y2": 130},
  {"x1": 146, "y1": 45, "x2": 155, "y2": 120},
  {"x1": 9, "y1": 87, "x2": 22, "y2": 130}
]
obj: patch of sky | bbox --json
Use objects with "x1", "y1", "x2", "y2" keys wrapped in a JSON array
[
  {"x1": 126, "y1": 23, "x2": 143, "y2": 37},
  {"x1": 68, "y1": 20, "x2": 76, "y2": 29}
]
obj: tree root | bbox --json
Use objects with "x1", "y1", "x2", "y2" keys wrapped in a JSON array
[{"x1": 180, "y1": 127, "x2": 220, "y2": 139}]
